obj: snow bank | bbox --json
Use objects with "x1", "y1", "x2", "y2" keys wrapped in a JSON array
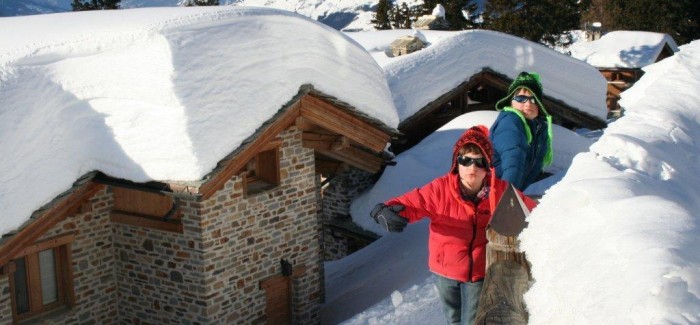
[
  {"x1": 521, "y1": 40, "x2": 700, "y2": 324},
  {"x1": 0, "y1": 7, "x2": 397, "y2": 235}
]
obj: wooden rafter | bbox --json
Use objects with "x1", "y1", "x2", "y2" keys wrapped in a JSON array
[
  {"x1": 0, "y1": 181, "x2": 104, "y2": 267},
  {"x1": 315, "y1": 147, "x2": 383, "y2": 173},
  {"x1": 300, "y1": 95, "x2": 390, "y2": 153},
  {"x1": 198, "y1": 102, "x2": 302, "y2": 200}
]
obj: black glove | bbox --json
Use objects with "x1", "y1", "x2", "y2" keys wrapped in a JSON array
[{"x1": 370, "y1": 203, "x2": 408, "y2": 232}]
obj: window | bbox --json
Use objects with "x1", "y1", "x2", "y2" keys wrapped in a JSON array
[
  {"x1": 9, "y1": 235, "x2": 74, "y2": 323},
  {"x1": 243, "y1": 147, "x2": 281, "y2": 195}
]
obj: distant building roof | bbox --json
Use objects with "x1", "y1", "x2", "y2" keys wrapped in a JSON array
[{"x1": 570, "y1": 31, "x2": 679, "y2": 69}]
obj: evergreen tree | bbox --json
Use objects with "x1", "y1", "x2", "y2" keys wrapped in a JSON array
[
  {"x1": 399, "y1": 3, "x2": 414, "y2": 29},
  {"x1": 372, "y1": 0, "x2": 392, "y2": 30},
  {"x1": 583, "y1": 0, "x2": 700, "y2": 45},
  {"x1": 482, "y1": 0, "x2": 582, "y2": 47},
  {"x1": 71, "y1": 0, "x2": 120, "y2": 10},
  {"x1": 183, "y1": 0, "x2": 219, "y2": 5}
]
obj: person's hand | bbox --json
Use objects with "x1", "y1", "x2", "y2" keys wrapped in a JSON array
[{"x1": 370, "y1": 203, "x2": 408, "y2": 232}]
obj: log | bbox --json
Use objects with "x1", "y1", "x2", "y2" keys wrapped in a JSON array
[{"x1": 474, "y1": 260, "x2": 529, "y2": 325}]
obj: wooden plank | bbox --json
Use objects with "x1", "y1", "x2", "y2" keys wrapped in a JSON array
[
  {"x1": 294, "y1": 116, "x2": 315, "y2": 131},
  {"x1": 16, "y1": 234, "x2": 75, "y2": 258},
  {"x1": 199, "y1": 103, "x2": 301, "y2": 200},
  {"x1": 331, "y1": 136, "x2": 350, "y2": 151},
  {"x1": 475, "y1": 260, "x2": 529, "y2": 325},
  {"x1": 0, "y1": 182, "x2": 104, "y2": 268},
  {"x1": 110, "y1": 211, "x2": 184, "y2": 233},
  {"x1": 315, "y1": 147, "x2": 382, "y2": 173},
  {"x1": 112, "y1": 187, "x2": 173, "y2": 217},
  {"x1": 300, "y1": 95, "x2": 390, "y2": 153}
]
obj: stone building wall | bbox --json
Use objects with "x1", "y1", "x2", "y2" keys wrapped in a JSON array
[
  {"x1": 0, "y1": 186, "x2": 118, "y2": 324},
  {"x1": 199, "y1": 127, "x2": 323, "y2": 324},
  {"x1": 321, "y1": 167, "x2": 376, "y2": 261},
  {"x1": 112, "y1": 193, "x2": 208, "y2": 324}
]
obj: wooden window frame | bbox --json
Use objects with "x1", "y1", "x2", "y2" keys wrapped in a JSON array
[
  {"x1": 243, "y1": 146, "x2": 281, "y2": 196},
  {"x1": 8, "y1": 234, "x2": 75, "y2": 324}
]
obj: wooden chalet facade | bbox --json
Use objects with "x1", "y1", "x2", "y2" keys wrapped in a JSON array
[
  {"x1": 392, "y1": 69, "x2": 607, "y2": 154},
  {"x1": 0, "y1": 85, "x2": 397, "y2": 325},
  {"x1": 600, "y1": 42, "x2": 675, "y2": 117}
]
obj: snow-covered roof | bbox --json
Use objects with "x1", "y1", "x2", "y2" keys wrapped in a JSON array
[
  {"x1": 570, "y1": 30, "x2": 679, "y2": 69},
  {"x1": 348, "y1": 29, "x2": 609, "y2": 122},
  {"x1": 0, "y1": 6, "x2": 398, "y2": 236}
]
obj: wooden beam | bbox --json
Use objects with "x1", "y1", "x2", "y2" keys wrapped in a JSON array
[
  {"x1": 110, "y1": 211, "x2": 184, "y2": 233},
  {"x1": 300, "y1": 95, "x2": 390, "y2": 153},
  {"x1": 331, "y1": 136, "x2": 350, "y2": 151},
  {"x1": 16, "y1": 234, "x2": 75, "y2": 258},
  {"x1": 199, "y1": 102, "x2": 301, "y2": 200},
  {"x1": 295, "y1": 116, "x2": 315, "y2": 131},
  {"x1": 0, "y1": 182, "x2": 104, "y2": 268},
  {"x1": 316, "y1": 147, "x2": 383, "y2": 173}
]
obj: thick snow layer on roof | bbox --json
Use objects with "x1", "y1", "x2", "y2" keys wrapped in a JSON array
[
  {"x1": 348, "y1": 29, "x2": 608, "y2": 122},
  {"x1": 570, "y1": 30, "x2": 679, "y2": 69},
  {"x1": 0, "y1": 6, "x2": 398, "y2": 235}
]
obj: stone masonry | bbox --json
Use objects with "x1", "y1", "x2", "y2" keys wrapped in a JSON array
[
  {"x1": 1, "y1": 127, "x2": 324, "y2": 324},
  {"x1": 321, "y1": 167, "x2": 377, "y2": 261},
  {"x1": 0, "y1": 187, "x2": 118, "y2": 324}
]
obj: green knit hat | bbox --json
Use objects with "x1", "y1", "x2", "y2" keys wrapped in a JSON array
[
  {"x1": 495, "y1": 71, "x2": 548, "y2": 116},
  {"x1": 495, "y1": 71, "x2": 554, "y2": 167}
]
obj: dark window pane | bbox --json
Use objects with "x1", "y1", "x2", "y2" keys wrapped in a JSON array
[{"x1": 13, "y1": 258, "x2": 29, "y2": 314}]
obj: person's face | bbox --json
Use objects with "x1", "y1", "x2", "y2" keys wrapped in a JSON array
[
  {"x1": 511, "y1": 88, "x2": 539, "y2": 120},
  {"x1": 457, "y1": 153, "x2": 488, "y2": 191}
]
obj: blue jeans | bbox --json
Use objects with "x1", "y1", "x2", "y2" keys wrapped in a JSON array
[{"x1": 434, "y1": 275, "x2": 484, "y2": 325}]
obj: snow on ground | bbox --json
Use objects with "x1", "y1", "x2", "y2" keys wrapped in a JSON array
[
  {"x1": 347, "y1": 29, "x2": 609, "y2": 123},
  {"x1": 325, "y1": 40, "x2": 700, "y2": 325},
  {"x1": 570, "y1": 30, "x2": 679, "y2": 68},
  {"x1": 0, "y1": 7, "x2": 397, "y2": 235}
]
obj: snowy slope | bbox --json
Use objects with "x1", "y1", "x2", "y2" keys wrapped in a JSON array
[
  {"x1": 0, "y1": 7, "x2": 397, "y2": 235},
  {"x1": 0, "y1": 0, "x2": 423, "y2": 31}
]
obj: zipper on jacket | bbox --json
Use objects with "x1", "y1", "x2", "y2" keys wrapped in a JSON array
[{"x1": 466, "y1": 204, "x2": 478, "y2": 282}]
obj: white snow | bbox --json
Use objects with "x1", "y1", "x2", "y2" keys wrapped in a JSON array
[
  {"x1": 570, "y1": 30, "x2": 679, "y2": 69},
  {"x1": 324, "y1": 40, "x2": 700, "y2": 324},
  {"x1": 0, "y1": 7, "x2": 397, "y2": 235},
  {"x1": 347, "y1": 29, "x2": 609, "y2": 122},
  {"x1": 4, "y1": 4, "x2": 699, "y2": 325}
]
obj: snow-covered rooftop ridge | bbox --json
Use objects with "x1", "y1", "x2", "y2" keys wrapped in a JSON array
[
  {"x1": 382, "y1": 29, "x2": 609, "y2": 122},
  {"x1": 0, "y1": 6, "x2": 398, "y2": 235},
  {"x1": 570, "y1": 30, "x2": 679, "y2": 69}
]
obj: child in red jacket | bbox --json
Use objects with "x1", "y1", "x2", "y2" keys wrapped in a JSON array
[{"x1": 370, "y1": 125, "x2": 536, "y2": 325}]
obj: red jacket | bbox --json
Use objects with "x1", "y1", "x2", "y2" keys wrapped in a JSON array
[{"x1": 385, "y1": 126, "x2": 537, "y2": 282}]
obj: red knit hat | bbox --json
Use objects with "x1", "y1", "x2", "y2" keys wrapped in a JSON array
[{"x1": 450, "y1": 125, "x2": 494, "y2": 173}]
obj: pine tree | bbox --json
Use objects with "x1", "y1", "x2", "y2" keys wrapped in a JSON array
[
  {"x1": 371, "y1": 0, "x2": 392, "y2": 30},
  {"x1": 399, "y1": 3, "x2": 414, "y2": 29},
  {"x1": 183, "y1": 0, "x2": 219, "y2": 5},
  {"x1": 482, "y1": 0, "x2": 582, "y2": 47},
  {"x1": 584, "y1": 0, "x2": 700, "y2": 45},
  {"x1": 71, "y1": 0, "x2": 120, "y2": 10}
]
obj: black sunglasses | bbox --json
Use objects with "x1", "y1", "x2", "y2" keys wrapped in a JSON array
[
  {"x1": 457, "y1": 156, "x2": 488, "y2": 168},
  {"x1": 512, "y1": 95, "x2": 537, "y2": 104}
]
